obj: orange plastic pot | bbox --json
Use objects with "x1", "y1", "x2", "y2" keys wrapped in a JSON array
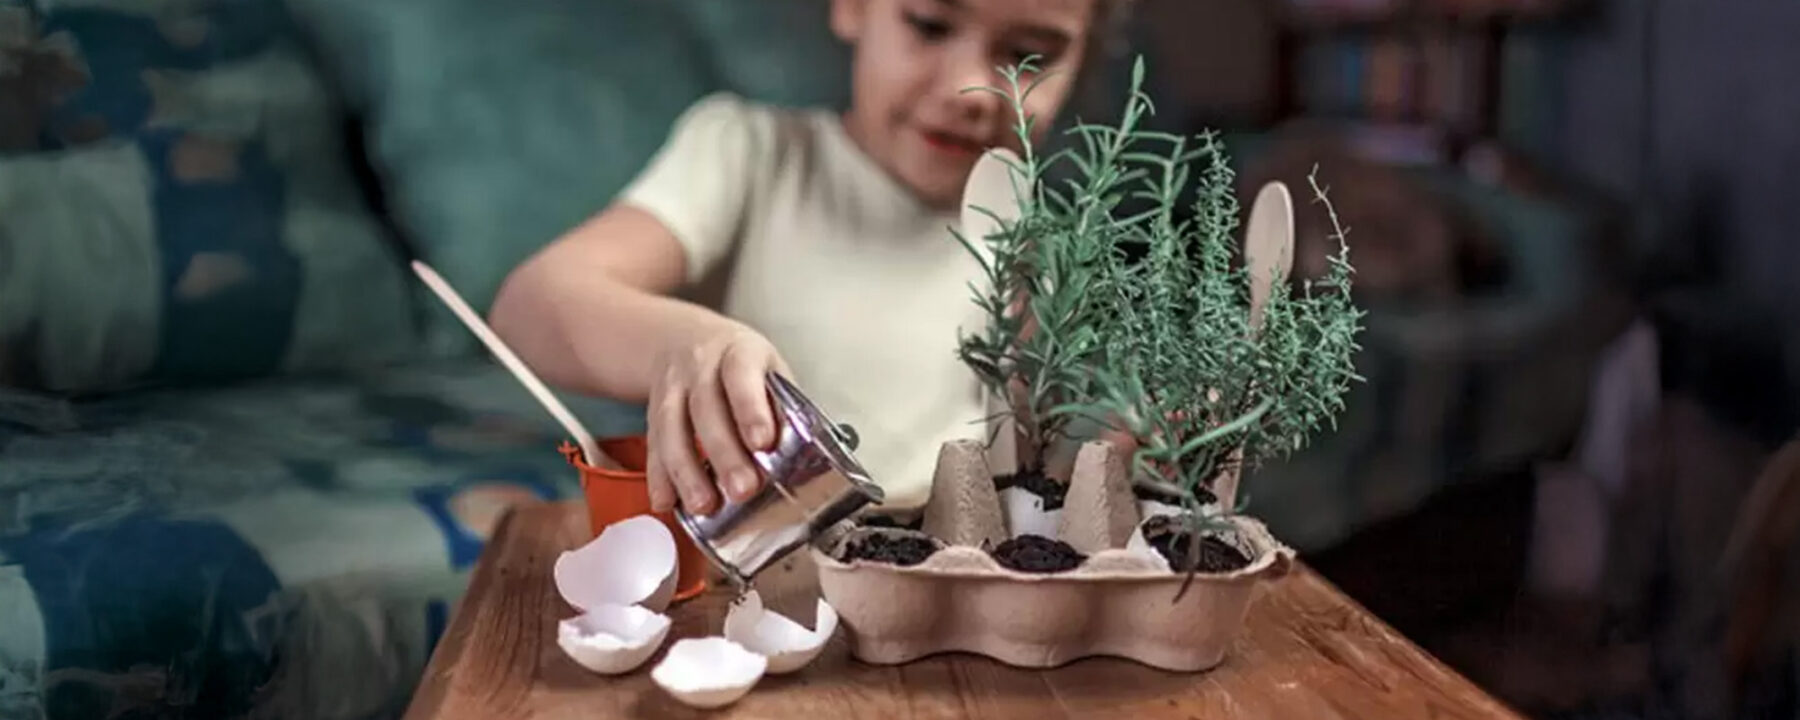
[{"x1": 561, "y1": 437, "x2": 709, "y2": 602}]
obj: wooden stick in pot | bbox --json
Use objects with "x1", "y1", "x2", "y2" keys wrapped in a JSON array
[{"x1": 410, "y1": 261, "x2": 622, "y2": 470}]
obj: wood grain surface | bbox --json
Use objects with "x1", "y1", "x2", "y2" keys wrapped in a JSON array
[{"x1": 404, "y1": 501, "x2": 1525, "y2": 720}]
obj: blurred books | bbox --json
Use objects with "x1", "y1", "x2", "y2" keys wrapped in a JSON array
[{"x1": 1277, "y1": 0, "x2": 1579, "y2": 169}]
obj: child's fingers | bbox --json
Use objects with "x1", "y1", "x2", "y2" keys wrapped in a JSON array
[
  {"x1": 719, "y1": 343, "x2": 779, "y2": 451},
  {"x1": 645, "y1": 457, "x2": 676, "y2": 513},
  {"x1": 644, "y1": 425, "x2": 676, "y2": 513},
  {"x1": 650, "y1": 384, "x2": 717, "y2": 515},
  {"x1": 644, "y1": 384, "x2": 675, "y2": 513},
  {"x1": 689, "y1": 372, "x2": 762, "y2": 504}
]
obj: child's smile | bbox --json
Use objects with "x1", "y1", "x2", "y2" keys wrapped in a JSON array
[{"x1": 918, "y1": 128, "x2": 987, "y2": 157}]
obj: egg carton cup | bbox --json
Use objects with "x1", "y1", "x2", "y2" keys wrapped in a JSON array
[{"x1": 812, "y1": 438, "x2": 1294, "y2": 672}]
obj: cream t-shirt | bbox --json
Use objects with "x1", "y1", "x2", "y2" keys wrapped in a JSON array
[{"x1": 619, "y1": 92, "x2": 992, "y2": 509}]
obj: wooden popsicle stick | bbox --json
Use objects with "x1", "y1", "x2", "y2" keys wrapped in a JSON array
[
  {"x1": 410, "y1": 261, "x2": 620, "y2": 470},
  {"x1": 1214, "y1": 182, "x2": 1297, "y2": 512},
  {"x1": 1244, "y1": 181, "x2": 1296, "y2": 335},
  {"x1": 961, "y1": 148, "x2": 1028, "y2": 476}
]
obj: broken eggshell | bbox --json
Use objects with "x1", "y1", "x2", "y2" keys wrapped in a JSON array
[
  {"x1": 1126, "y1": 520, "x2": 1175, "y2": 572},
  {"x1": 556, "y1": 604, "x2": 672, "y2": 675},
  {"x1": 553, "y1": 514, "x2": 679, "y2": 613},
  {"x1": 1137, "y1": 498, "x2": 1185, "y2": 520},
  {"x1": 1000, "y1": 487, "x2": 1063, "y2": 539},
  {"x1": 722, "y1": 589, "x2": 839, "y2": 674},
  {"x1": 651, "y1": 637, "x2": 768, "y2": 710}
]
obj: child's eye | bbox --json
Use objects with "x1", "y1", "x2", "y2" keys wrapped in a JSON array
[
  {"x1": 1007, "y1": 47, "x2": 1060, "y2": 69},
  {"x1": 903, "y1": 11, "x2": 952, "y2": 42}
]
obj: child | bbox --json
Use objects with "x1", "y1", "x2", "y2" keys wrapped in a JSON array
[{"x1": 489, "y1": 0, "x2": 1120, "y2": 516}]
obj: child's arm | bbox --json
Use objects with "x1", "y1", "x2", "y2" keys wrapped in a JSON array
[
  {"x1": 489, "y1": 93, "x2": 782, "y2": 517},
  {"x1": 490, "y1": 206, "x2": 784, "y2": 516},
  {"x1": 491, "y1": 204, "x2": 722, "y2": 403}
]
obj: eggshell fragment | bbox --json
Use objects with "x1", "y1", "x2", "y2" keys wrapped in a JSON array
[
  {"x1": 651, "y1": 637, "x2": 767, "y2": 709},
  {"x1": 1126, "y1": 521, "x2": 1175, "y2": 572},
  {"x1": 1137, "y1": 499, "x2": 1184, "y2": 521},
  {"x1": 723, "y1": 589, "x2": 839, "y2": 674},
  {"x1": 553, "y1": 515, "x2": 678, "y2": 613},
  {"x1": 1138, "y1": 496, "x2": 1222, "y2": 522},
  {"x1": 1000, "y1": 487, "x2": 1062, "y2": 539},
  {"x1": 556, "y1": 604, "x2": 672, "y2": 675}
]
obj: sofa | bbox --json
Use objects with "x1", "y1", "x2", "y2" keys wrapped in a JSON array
[
  {"x1": 0, "y1": 0, "x2": 1611, "y2": 717},
  {"x1": 0, "y1": 1, "x2": 851, "y2": 717}
]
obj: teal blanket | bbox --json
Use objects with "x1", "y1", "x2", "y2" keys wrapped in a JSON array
[{"x1": 0, "y1": 361, "x2": 645, "y2": 719}]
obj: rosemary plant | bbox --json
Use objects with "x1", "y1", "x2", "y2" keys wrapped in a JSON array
[
  {"x1": 956, "y1": 55, "x2": 1364, "y2": 528},
  {"x1": 952, "y1": 56, "x2": 1123, "y2": 476},
  {"x1": 1053, "y1": 72, "x2": 1365, "y2": 519}
]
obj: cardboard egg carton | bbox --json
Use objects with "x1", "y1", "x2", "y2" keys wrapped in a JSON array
[{"x1": 812, "y1": 439, "x2": 1294, "y2": 672}]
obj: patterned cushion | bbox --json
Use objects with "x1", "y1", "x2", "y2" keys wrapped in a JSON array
[
  {"x1": 0, "y1": 0, "x2": 419, "y2": 393},
  {"x1": 0, "y1": 359, "x2": 648, "y2": 719}
]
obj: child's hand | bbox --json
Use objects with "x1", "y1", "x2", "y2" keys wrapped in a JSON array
[{"x1": 646, "y1": 322, "x2": 790, "y2": 516}]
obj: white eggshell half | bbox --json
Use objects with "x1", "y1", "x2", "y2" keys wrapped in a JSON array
[
  {"x1": 1001, "y1": 487, "x2": 1063, "y2": 539},
  {"x1": 1126, "y1": 522, "x2": 1174, "y2": 572},
  {"x1": 651, "y1": 637, "x2": 767, "y2": 710},
  {"x1": 645, "y1": 557, "x2": 678, "y2": 613},
  {"x1": 1137, "y1": 499, "x2": 1183, "y2": 521},
  {"x1": 556, "y1": 604, "x2": 672, "y2": 675},
  {"x1": 553, "y1": 515, "x2": 678, "y2": 613},
  {"x1": 722, "y1": 589, "x2": 839, "y2": 674},
  {"x1": 1138, "y1": 499, "x2": 1222, "y2": 522}
]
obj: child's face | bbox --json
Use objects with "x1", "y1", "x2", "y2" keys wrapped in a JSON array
[{"x1": 832, "y1": 0, "x2": 1098, "y2": 210}]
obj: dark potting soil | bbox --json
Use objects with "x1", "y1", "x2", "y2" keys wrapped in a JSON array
[
  {"x1": 1145, "y1": 523, "x2": 1251, "y2": 573},
  {"x1": 990, "y1": 534, "x2": 1087, "y2": 573},
  {"x1": 856, "y1": 514, "x2": 923, "y2": 531},
  {"x1": 842, "y1": 533, "x2": 940, "y2": 567},
  {"x1": 1133, "y1": 483, "x2": 1219, "y2": 507},
  {"x1": 992, "y1": 466, "x2": 1067, "y2": 510}
]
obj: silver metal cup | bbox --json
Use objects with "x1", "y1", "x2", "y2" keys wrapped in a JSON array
[{"x1": 675, "y1": 372, "x2": 885, "y2": 588}]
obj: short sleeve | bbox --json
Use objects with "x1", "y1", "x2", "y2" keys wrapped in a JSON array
[{"x1": 618, "y1": 92, "x2": 771, "y2": 285}]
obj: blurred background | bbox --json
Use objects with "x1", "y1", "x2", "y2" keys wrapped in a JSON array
[{"x1": 2, "y1": 0, "x2": 1797, "y2": 718}]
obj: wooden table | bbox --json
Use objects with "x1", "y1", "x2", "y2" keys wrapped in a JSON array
[{"x1": 404, "y1": 501, "x2": 1525, "y2": 719}]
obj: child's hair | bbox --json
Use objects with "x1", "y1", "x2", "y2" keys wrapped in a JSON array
[
  {"x1": 1092, "y1": 0, "x2": 1139, "y2": 62},
  {"x1": 1056, "y1": 0, "x2": 1139, "y2": 130}
]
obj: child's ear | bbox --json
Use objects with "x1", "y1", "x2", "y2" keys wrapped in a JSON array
[{"x1": 829, "y1": 0, "x2": 868, "y2": 42}]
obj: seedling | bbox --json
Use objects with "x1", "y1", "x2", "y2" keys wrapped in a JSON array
[
  {"x1": 952, "y1": 56, "x2": 1113, "y2": 490},
  {"x1": 957, "y1": 55, "x2": 1364, "y2": 577}
]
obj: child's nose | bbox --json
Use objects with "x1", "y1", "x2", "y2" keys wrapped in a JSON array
[{"x1": 940, "y1": 47, "x2": 1004, "y2": 120}]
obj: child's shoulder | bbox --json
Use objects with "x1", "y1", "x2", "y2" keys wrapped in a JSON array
[
  {"x1": 677, "y1": 91, "x2": 791, "y2": 120},
  {"x1": 668, "y1": 91, "x2": 836, "y2": 151}
]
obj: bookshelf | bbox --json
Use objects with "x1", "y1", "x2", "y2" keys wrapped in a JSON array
[
  {"x1": 1278, "y1": 0, "x2": 1575, "y2": 29},
  {"x1": 1271, "y1": 0, "x2": 1585, "y2": 169}
]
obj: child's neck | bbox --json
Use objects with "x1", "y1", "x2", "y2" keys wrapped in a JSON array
[{"x1": 837, "y1": 110, "x2": 959, "y2": 216}]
